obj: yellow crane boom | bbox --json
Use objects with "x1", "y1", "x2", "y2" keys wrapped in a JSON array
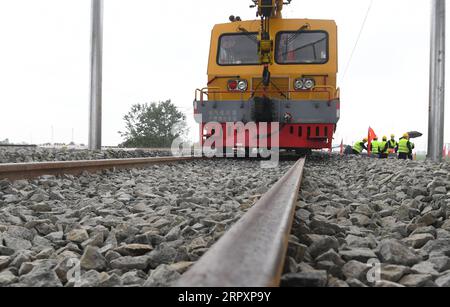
[{"x1": 254, "y1": 0, "x2": 289, "y2": 18}]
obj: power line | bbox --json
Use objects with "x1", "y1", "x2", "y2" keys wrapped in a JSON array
[{"x1": 341, "y1": 0, "x2": 374, "y2": 83}]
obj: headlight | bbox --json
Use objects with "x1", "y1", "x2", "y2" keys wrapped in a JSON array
[
  {"x1": 304, "y1": 79, "x2": 315, "y2": 89},
  {"x1": 237, "y1": 80, "x2": 248, "y2": 91},
  {"x1": 228, "y1": 79, "x2": 248, "y2": 92},
  {"x1": 294, "y1": 79, "x2": 304, "y2": 90},
  {"x1": 294, "y1": 78, "x2": 315, "y2": 90}
]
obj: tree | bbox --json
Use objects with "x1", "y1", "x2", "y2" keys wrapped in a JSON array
[{"x1": 119, "y1": 100, "x2": 187, "y2": 148}]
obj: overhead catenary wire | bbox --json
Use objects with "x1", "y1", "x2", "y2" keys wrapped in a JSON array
[{"x1": 341, "y1": 0, "x2": 374, "y2": 83}]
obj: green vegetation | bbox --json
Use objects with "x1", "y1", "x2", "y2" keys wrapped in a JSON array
[{"x1": 119, "y1": 100, "x2": 187, "y2": 148}]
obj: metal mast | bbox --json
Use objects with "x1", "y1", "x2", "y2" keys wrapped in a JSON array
[
  {"x1": 428, "y1": 0, "x2": 446, "y2": 161},
  {"x1": 89, "y1": 0, "x2": 103, "y2": 150}
]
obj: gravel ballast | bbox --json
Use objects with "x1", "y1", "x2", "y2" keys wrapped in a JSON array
[
  {"x1": 2, "y1": 147, "x2": 450, "y2": 288},
  {"x1": 0, "y1": 148, "x2": 172, "y2": 164},
  {"x1": 0, "y1": 159, "x2": 294, "y2": 287},
  {"x1": 283, "y1": 155, "x2": 450, "y2": 288}
]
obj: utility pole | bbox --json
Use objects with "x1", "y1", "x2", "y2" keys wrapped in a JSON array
[
  {"x1": 89, "y1": 0, "x2": 103, "y2": 151},
  {"x1": 428, "y1": 0, "x2": 446, "y2": 161}
]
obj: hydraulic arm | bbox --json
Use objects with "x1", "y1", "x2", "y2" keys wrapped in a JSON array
[{"x1": 250, "y1": 0, "x2": 292, "y2": 86}]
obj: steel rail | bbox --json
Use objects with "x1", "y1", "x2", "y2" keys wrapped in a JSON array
[
  {"x1": 176, "y1": 158, "x2": 306, "y2": 287},
  {"x1": 0, "y1": 156, "x2": 197, "y2": 181}
]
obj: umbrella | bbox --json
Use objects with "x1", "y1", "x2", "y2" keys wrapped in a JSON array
[{"x1": 407, "y1": 131, "x2": 423, "y2": 139}]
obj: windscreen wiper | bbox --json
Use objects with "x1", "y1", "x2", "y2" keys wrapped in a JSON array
[
  {"x1": 280, "y1": 37, "x2": 327, "y2": 57},
  {"x1": 238, "y1": 26, "x2": 258, "y2": 44}
]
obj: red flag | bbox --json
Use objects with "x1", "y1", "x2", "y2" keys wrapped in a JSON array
[
  {"x1": 340, "y1": 139, "x2": 344, "y2": 156},
  {"x1": 368, "y1": 127, "x2": 378, "y2": 155}
]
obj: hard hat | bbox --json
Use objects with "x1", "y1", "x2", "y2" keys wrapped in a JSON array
[
  {"x1": 403, "y1": 133, "x2": 409, "y2": 139},
  {"x1": 383, "y1": 136, "x2": 388, "y2": 141},
  {"x1": 391, "y1": 134, "x2": 395, "y2": 138},
  {"x1": 363, "y1": 138, "x2": 368, "y2": 142}
]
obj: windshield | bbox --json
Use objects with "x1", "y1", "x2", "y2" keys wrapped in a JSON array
[
  {"x1": 217, "y1": 33, "x2": 259, "y2": 66},
  {"x1": 276, "y1": 31, "x2": 328, "y2": 64}
]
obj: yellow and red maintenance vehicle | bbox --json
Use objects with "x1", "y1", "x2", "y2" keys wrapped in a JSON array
[{"x1": 194, "y1": 0, "x2": 339, "y2": 154}]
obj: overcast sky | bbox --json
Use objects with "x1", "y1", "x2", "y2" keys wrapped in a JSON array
[{"x1": 0, "y1": 0, "x2": 448, "y2": 151}]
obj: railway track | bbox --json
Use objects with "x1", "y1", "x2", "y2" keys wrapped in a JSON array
[
  {"x1": 0, "y1": 155, "x2": 296, "y2": 287},
  {"x1": 0, "y1": 151, "x2": 305, "y2": 287},
  {"x1": 0, "y1": 144, "x2": 37, "y2": 148},
  {"x1": 0, "y1": 156, "x2": 198, "y2": 181},
  {"x1": 176, "y1": 158, "x2": 306, "y2": 287}
]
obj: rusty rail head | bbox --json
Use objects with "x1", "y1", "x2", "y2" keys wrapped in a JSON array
[
  {"x1": 0, "y1": 156, "x2": 198, "y2": 181},
  {"x1": 175, "y1": 158, "x2": 305, "y2": 287}
]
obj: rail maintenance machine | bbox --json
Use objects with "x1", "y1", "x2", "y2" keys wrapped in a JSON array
[{"x1": 194, "y1": 0, "x2": 340, "y2": 156}]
